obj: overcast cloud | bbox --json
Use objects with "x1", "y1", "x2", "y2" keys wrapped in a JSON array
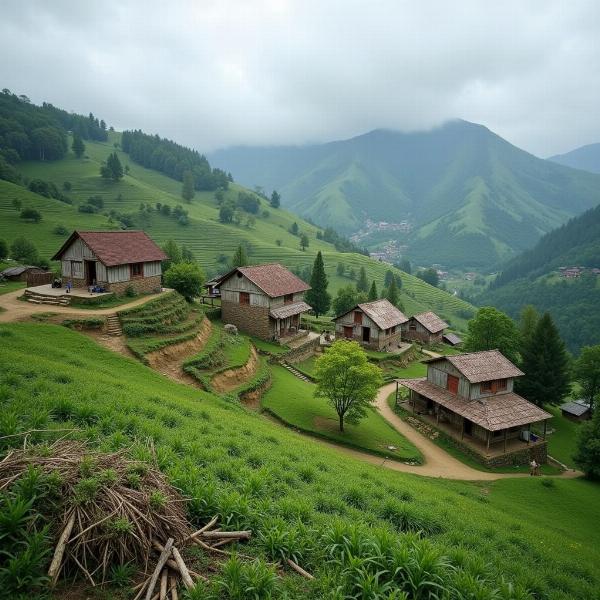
[{"x1": 0, "y1": 0, "x2": 598, "y2": 156}]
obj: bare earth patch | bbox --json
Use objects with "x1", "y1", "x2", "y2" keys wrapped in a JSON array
[{"x1": 211, "y1": 345, "x2": 259, "y2": 393}]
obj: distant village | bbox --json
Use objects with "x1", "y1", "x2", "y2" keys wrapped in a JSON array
[{"x1": 558, "y1": 266, "x2": 600, "y2": 278}]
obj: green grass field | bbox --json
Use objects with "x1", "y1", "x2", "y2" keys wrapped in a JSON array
[
  {"x1": 1, "y1": 323, "x2": 599, "y2": 598},
  {"x1": 0, "y1": 279, "x2": 26, "y2": 295},
  {"x1": 0, "y1": 131, "x2": 476, "y2": 330},
  {"x1": 543, "y1": 405, "x2": 580, "y2": 467}
]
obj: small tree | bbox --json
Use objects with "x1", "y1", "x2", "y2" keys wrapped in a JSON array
[
  {"x1": 72, "y1": 132, "x2": 85, "y2": 158},
  {"x1": 270, "y1": 190, "x2": 281, "y2": 208},
  {"x1": 464, "y1": 307, "x2": 520, "y2": 364},
  {"x1": 12, "y1": 198, "x2": 22, "y2": 212},
  {"x1": 332, "y1": 285, "x2": 358, "y2": 316},
  {"x1": 384, "y1": 270, "x2": 394, "y2": 288},
  {"x1": 163, "y1": 262, "x2": 204, "y2": 302},
  {"x1": 336, "y1": 262, "x2": 345, "y2": 276},
  {"x1": 10, "y1": 236, "x2": 39, "y2": 264},
  {"x1": 305, "y1": 251, "x2": 331, "y2": 318},
  {"x1": 219, "y1": 201, "x2": 235, "y2": 223},
  {"x1": 356, "y1": 267, "x2": 369, "y2": 293},
  {"x1": 518, "y1": 312, "x2": 570, "y2": 407},
  {"x1": 100, "y1": 152, "x2": 123, "y2": 181},
  {"x1": 574, "y1": 410, "x2": 600, "y2": 479},
  {"x1": 182, "y1": 170, "x2": 195, "y2": 202},
  {"x1": 20, "y1": 208, "x2": 42, "y2": 223},
  {"x1": 289, "y1": 222, "x2": 299, "y2": 236},
  {"x1": 385, "y1": 277, "x2": 399, "y2": 307},
  {"x1": 417, "y1": 268, "x2": 439, "y2": 287},
  {"x1": 367, "y1": 280, "x2": 378, "y2": 301},
  {"x1": 574, "y1": 345, "x2": 600, "y2": 413},
  {"x1": 231, "y1": 244, "x2": 248, "y2": 268},
  {"x1": 314, "y1": 340, "x2": 383, "y2": 432},
  {"x1": 398, "y1": 258, "x2": 412, "y2": 274},
  {"x1": 0, "y1": 238, "x2": 8, "y2": 260},
  {"x1": 300, "y1": 233, "x2": 309, "y2": 251},
  {"x1": 161, "y1": 240, "x2": 183, "y2": 272}
]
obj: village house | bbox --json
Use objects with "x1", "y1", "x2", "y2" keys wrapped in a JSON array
[
  {"x1": 52, "y1": 230, "x2": 167, "y2": 295},
  {"x1": 396, "y1": 350, "x2": 551, "y2": 465},
  {"x1": 560, "y1": 399, "x2": 591, "y2": 421},
  {"x1": 215, "y1": 263, "x2": 312, "y2": 342},
  {"x1": 401, "y1": 311, "x2": 448, "y2": 344},
  {"x1": 334, "y1": 299, "x2": 408, "y2": 351},
  {"x1": 1, "y1": 265, "x2": 48, "y2": 282}
]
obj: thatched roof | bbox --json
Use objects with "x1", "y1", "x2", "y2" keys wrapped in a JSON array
[
  {"x1": 424, "y1": 350, "x2": 524, "y2": 383},
  {"x1": 398, "y1": 377, "x2": 551, "y2": 431}
]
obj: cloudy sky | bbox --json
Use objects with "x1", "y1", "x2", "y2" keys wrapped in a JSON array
[{"x1": 1, "y1": 0, "x2": 598, "y2": 156}]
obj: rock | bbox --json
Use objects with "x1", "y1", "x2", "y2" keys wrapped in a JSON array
[{"x1": 224, "y1": 324, "x2": 238, "y2": 335}]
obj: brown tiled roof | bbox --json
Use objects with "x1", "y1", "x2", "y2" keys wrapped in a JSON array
[
  {"x1": 358, "y1": 299, "x2": 408, "y2": 330},
  {"x1": 442, "y1": 333, "x2": 462, "y2": 346},
  {"x1": 52, "y1": 231, "x2": 167, "y2": 267},
  {"x1": 412, "y1": 311, "x2": 448, "y2": 333},
  {"x1": 424, "y1": 350, "x2": 524, "y2": 383},
  {"x1": 218, "y1": 263, "x2": 310, "y2": 297},
  {"x1": 270, "y1": 301, "x2": 312, "y2": 319},
  {"x1": 397, "y1": 378, "x2": 551, "y2": 431}
]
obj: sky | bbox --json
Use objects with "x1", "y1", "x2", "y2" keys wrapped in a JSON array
[{"x1": 1, "y1": 0, "x2": 599, "y2": 157}]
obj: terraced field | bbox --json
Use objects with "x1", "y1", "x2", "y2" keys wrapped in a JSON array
[{"x1": 0, "y1": 132, "x2": 476, "y2": 330}]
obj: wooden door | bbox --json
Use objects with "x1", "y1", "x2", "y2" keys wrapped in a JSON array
[
  {"x1": 464, "y1": 419, "x2": 473, "y2": 436},
  {"x1": 447, "y1": 374, "x2": 459, "y2": 395},
  {"x1": 354, "y1": 311, "x2": 363, "y2": 324},
  {"x1": 343, "y1": 326, "x2": 353, "y2": 339},
  {"x1": 362, "y1": 326, "x2": 370, "y2": 342}
]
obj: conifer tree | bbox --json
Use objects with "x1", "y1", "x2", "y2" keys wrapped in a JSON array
[
  {"x1": 519, "y1": 305, "x2": 539, "y2": 347},
  {"x1": 356, "y1": 267, "x2": 369, "y2": 293},
  {"x1": 368, "y1": 280, "x2": 378, "y2": 301},
  {"x1": 182, "y1": 170, "x2": 195, "y2": 202},
  {"x1": 300, "y1": 233, "x2": 309, "y2": 251},
  {"x1": 386, "y1": 277, "x2": 399, "y2": 306},
  {"x1": 518, "y1": 312, "x2": 570, "y2": 407},
  {"x1": 270, "y1": 190, "x2": 281, "y2": 208},
  {"x1": 72, "y1": 132, "x2": 85, "y2": 158},
  {"x1": 231, "y1": 244, "x2": 248, "y2": 268},
  {"x1": 305, "y1": 251, "x2": 331, "y2": 318}
]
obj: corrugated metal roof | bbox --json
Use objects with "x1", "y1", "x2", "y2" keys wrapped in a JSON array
[
  {"x1": 269, "y1": 301, "x2": 312, "y2": 319},
  {"x1": 398, "y1": 377, "x2": 551, "y2": 431},
  {"x1": 424, "y1": 350, "x2": 524, "y2": 383},
  {"x1": 52, "y1": 231, "x2": 167, "y2": 267}
]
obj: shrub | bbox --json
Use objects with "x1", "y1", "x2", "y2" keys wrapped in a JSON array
[
  {"x1": 10, "y1": 236, "x2": 39, "y2": 264},
  {"x1": 53, "y1": 224, "x2": 68, "y2": 235},
  {"x1": 20, "y1": 207, "x2": 42, "y2": 222},
  {"x1": 124, "y1": 285, "x2": 137, "y2": 298},
  {"x1": 164, "y1": 262, "x2": 205, "y2": 302}
]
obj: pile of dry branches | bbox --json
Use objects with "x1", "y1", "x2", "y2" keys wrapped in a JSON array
[{"x1": 0, "y1": 440, "x2": 254, "y2": 598}]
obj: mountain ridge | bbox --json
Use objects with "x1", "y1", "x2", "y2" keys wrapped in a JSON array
[
  {"x1": 209, "y1": 121, "x2": 600, "y2": 269},
  {"x1": 549, "y1": 142, "x2": 600, "y2": 174}
]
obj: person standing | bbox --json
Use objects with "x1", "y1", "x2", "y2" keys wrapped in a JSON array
[{"x1": 66, "y1": 279, "x2": 72, "y2": 294}]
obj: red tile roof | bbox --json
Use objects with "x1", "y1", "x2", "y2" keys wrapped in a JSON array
[
  {"x1": 424, "y1": 350, "x2": 524, "y2": 383},
  {"x1": 218, "y1": 264, "x2": 310, "y2": 297},
  {"x1": 52, "y1": 231, "x2": 167, "y2": 267},
  {"x1": 412, "y1": 311, "x2": 448, "y2": 333},
  {"x1": 336, "y1": 299, "x2": 407, "y2": 330},
  {"x1": 397, "y1": 378, "x2": 551, "y2": 431}
]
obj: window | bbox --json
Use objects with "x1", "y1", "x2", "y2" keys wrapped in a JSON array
[
  {"x1": 354, "y1": 311, "x2": 363, "y2": 325},
  {"x1": 239, "y1": 292, "x2": 250, "y2": 305},
  {"x1": 481, "y1": 381, "x2": 493, "y2": 393},
  {"x1": 391, "y1": 326, "x2": 396, "y2": 334},
  {"x1": 130, "y1": 262, "x2": 144, "y2": 278},
  {"x1": 284, "y1": 293, "x2": 294, "y2": 304},
  {"x1": 409, "y1": 322, "x2": 417, "y2": 330},
  {"x1": 482, "y1": 379, "x2": 507, "y2": 394},
  {"x1": 496, "y1": 379, "x2": 507, "y2": 391}
]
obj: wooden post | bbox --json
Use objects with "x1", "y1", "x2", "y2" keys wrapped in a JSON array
[
  {"x1": 436, "y1": 403, "x2": 440, "y2": 424},
  {"x1": 461, "y1": 418, "x2": 465, "y2": 440},
  {"x1": 503, "y1": 428, "x2": 507, "y2": 453},
  {"x1": 486, "y1": 430, "x2": 491, "y2": 451},
  {"x1": 543, "y1": 420, "x2": 547, "y2": 440},
  {"x1": 527, "y1": 423, "x2": 531, "y2": 445},
  {"x1": 412, "y1": 391, "x2": 416, "y2": 414}
]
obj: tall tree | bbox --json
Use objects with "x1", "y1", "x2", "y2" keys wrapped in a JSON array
[
  {"x1": 314, "y1": 340, "x2": 383, "y2": 432},
  {"x1": 368, "y1": 280, "x2": 378, "y2": 301},
  {"x1": 72, "y1": 132, "x2": 85, "y2": 158},
  {"x1": 574, "y1": 410, "x2": 600, "y2": 479},
  {"x1": 574, "y1": 345, "x2": 600, "y2": 413},
  {"x1": 300, "y1": 233, "x2": 309, "y2": 251},
  {"x1": 356, "y1": 267, "x2": 369, "y2": 293},
  {"x1": 332, "y1": 285, "x2": 358, "y2": 316},
  {"x1": 519, "y1": 305, "x2": 539, "y2": 348},
  {"x1": 305, "y1": 251, "x2": 331, "y2": 318},
  {"x1": 518, "y1": 312, "x2": 570, "y2": 407},
  {"x1": 464, "y1": 307, "x2": 520, "y2": 364},
  {"x1": 270, "y1": 190, "x2": 281, "y2": 208},
  {"x1": 384, "y1": 270, "x2": 394, "y2": 288},
  {"x1": 385, "y1": 277, "x2": 399, "y2": 307},
  {"x1": 231, "y1": 244, "x2": 248, "y2": 268},
  {"x1": 161, "y1": 240, "x2": 182, "y2": 272},
  {"x1": 100, "y1": 152, "x2": 123, "y2": 181},
  {"x1": 182, "y1": 170, "x2": 195, "y2": 202}
]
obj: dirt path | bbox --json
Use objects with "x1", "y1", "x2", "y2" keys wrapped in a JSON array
[
  {"x1": 145, "y1": 318, "x2": 212, "y2": 388},
  {"x1": 0, "y1": 289, "x2": 162, "y2": 323},
  {"x1": 211, "y1": 345, "x2": 259, "y2": 393}
]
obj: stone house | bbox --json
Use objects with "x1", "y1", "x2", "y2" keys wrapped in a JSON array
[
  {"x1": 402, "y1": 311, "x2": 448, "y2": 344},
  {"x1": 51, "y1": 230, "x2": 166, "y2": 295},
  {"x1": 215, "y1": 263, "x2": 312, "y2": 341},
  {"x1": 334, "y1": 299, "x2": 408, "y2": 351},
  {"x1": 397, "y1": 350, "x2": 551, "y2": 464}
]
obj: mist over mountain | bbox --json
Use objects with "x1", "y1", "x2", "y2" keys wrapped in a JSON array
[
  {"x1": 549, "y1": 143, "x2": 600, "y2": 174},
  {"x1": 210, "y1": 120, "x2": 600, "y2": 269}
]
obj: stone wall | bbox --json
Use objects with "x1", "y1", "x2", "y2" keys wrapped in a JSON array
[
  {"x1": 222, "y1": 300, "x2": 272, "y2": 340},
  {"x1": 283, "y1": 336, "x2": 321, "y2": 364},
  {"x1": 109, "y1": 276, "x2": 162, "y2": 296}
]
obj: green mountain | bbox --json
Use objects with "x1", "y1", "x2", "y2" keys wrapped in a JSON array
[
  {"x1": 549, "y1": 142, "x2": 600, "y2": 174},
  {"x1": 480, "y1": 203, "x2": 600, "y2": 352},
  {"x1": 0, "y1": 108, "x2": 476, "y2": 331},
  {"x1": 210, "y1": 121, "x2": 600, "y2": 268}
]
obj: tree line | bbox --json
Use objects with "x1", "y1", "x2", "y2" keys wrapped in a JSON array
[{"x1": 121, "y1": 130, "x2": 231, "y2": 191}]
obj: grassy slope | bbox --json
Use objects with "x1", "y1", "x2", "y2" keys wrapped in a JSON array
[
  {"x1": 544, "y1": 405, "x2": 580, "y2": 467},
  {"x1": 262, "y1": 365, "x2": 422, "y2": 461},
  {"x1": 1, "y1": 323, "x2": 599, "y2": 599},
  {"x1": 1, "y1": 132, "x2": 475, "y2": 330}
]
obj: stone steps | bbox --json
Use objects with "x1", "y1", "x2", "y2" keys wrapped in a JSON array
[
  {"x1": 106, "y1": 314, "x2": 122, "y2": 337},
  {"x1": 26, "y1": 292, "x2": 70, "y2": 306},
  {"x1": 281, "y1": 362, "x2": 311, "y2": 383}
]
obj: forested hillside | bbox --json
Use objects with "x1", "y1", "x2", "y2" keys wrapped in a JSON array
[
  {"x1": 0, "y1": 96, "x2": 476, "y2": 331},
  {"x1": 549, "y1": 142, "x2": 600, "y2": 174},
  {"x1": 481, "y1": 203, "x2": 600, "y2": 352},
  {"x1": 210, "y1": 121, "x2": 600, "y2": 269}
]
